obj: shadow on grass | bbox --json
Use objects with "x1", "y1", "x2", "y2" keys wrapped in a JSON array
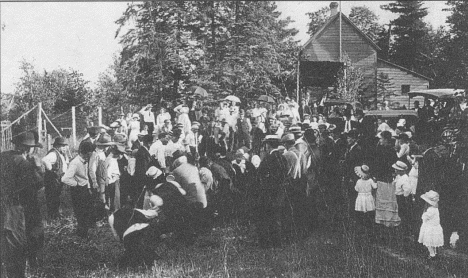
[{"x1": 30, "y1": 183, "x2": 468, "y2": 277}]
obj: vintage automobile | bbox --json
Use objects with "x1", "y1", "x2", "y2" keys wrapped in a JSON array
[
  {"x1": 361, "y1": 109, "x2": 419, "y2": 138},
  {"x1": 408, "y1": 89, "x2": 466, "y2": 143}
]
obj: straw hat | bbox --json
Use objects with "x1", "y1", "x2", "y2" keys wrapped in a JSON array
[
  {"x1": 149, "y1": 195, "x2": 164, "y2": 208},
  {"x1": 392, "y1": 161, "x2": 408, "y2": 171},
  {"x1": 421, "y1": 190, "x2": 439, "y2": 206},
  {"x1": 354, "y1": 165, "x2": 370, "y2": 179},
  {"x1": 251, "y1": 155, "x2": 261, "y2": 168},
  {"x1": 146, "y1": 166, "x2": 162, "y2": 179}
]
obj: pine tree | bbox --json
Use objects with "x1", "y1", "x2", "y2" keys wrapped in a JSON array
[{"x1": 381, "y1": 1, "x2": 429, "y2": 72}]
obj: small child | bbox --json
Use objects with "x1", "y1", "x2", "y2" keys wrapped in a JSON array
[
  {"x1": 354, "y1": 165, "x2": 377, "y2": 225},
  {"x1": 393, "y1": 161, "x2": 412, "y2": 234},
  {"x1": 406, "y1": 154, "x2": 422, "y2": 196},
  {"x1": 418, "y1": 190, "x2": 444, "y2": 259}
]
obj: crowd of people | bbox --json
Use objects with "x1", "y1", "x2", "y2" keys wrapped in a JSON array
[{"x1": 2, "y1": 93, "x2": 468, "y2": 276}]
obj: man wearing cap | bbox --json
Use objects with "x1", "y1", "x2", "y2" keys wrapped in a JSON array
[
  {"x1": 255, "y1": 135, "x2": 289, "y2": 248},
  {"x1": 1, "y1": 132, "x2": 45, "y2": 276},
  {"x1": 42, "y1": 137, "x2": 69, "y2": 219},
  {"x1": 139, "y1": 104, "x2": 156, "y2": 136}
]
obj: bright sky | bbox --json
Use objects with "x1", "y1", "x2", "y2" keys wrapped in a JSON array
[{"x1": 1, "y1": 1, "x2": 450, "y2": 95}]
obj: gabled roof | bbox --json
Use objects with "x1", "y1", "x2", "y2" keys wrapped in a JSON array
[
  {"x1": 302, "y1": 12, "x2": 381, "y2": 52},
  {"x1": 377, "y1": 58, "x2": 432, "y2": 81}
]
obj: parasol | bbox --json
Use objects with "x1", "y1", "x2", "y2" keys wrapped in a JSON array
[
  {"x1": 193, "y1": 86, "x2": 209, "y2": 98},
  {"x1": 225, "y1": 95, "x2": 241, "y2": 103},
  {"x1": 258, "y1": 95, "x2": 275, "y2": 103}
]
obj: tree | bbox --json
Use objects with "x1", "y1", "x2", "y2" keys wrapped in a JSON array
[
  {"x1": 377, "y1": 72, "x2": 396, "y2": 103},
  {"x1": 349, "y1": 6, "x2": 382, "y2": 41},
  {"x1": 7, "y1": 60, "x2": 92, "y2": 133},
  {"x1": 115, "y1": 1, "x2": 300, "y2": 102},
  {"x1": 442, "y1": 0, "x2": 468, "y2": 90},
  {"x1": 381, "y1": 1, "x2": 429, "y2": 72},
  {"x1": 334, "y1": 53, "x2": 365, "y2": 103},
  {"x1": 306, "y1": 6, "x2": 330, "y2": 35}
]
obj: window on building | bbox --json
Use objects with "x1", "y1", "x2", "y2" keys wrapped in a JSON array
[{"x1": 401, "y1": 85, "x2": 410, "y2": 95}]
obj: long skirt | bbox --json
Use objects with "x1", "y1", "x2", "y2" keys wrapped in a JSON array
[{"x1": 375, "y1": 181, "x2": 401, "y2": 227}]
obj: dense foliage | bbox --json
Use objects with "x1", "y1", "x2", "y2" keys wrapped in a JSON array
[{"x1": 112, "y1": 1, "x2": 300, "y2": 105}]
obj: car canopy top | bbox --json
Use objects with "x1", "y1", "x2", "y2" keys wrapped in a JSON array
[{"x1": 408, "y1": 89, "x2": 465, "y2": 99}]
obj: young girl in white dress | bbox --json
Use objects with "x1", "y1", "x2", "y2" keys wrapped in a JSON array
[
  {"x1": 418, "y1": 190, "x2": 444, "y2": 259},
  {"x1": 354, "y1": 165, "x2": 377, "y2": 225}
]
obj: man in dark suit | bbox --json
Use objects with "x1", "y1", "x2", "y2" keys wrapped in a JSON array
[
  {"x1": 298, "y1": 99, "x2": 312, "y2": 121},
  {"x1": 133, "y1": 135, "x2": 154, "y2": 207},
  {"x1": 82, "y1": 126, "x2": 101, "y2": 146},
  {"x1": 341, "y1": 130, "x2": 364, "y2": 213},
  {"x1": 340, "y1": 111, "x2": 358, "y2": 134}
]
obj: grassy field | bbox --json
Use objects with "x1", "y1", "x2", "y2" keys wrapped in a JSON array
[{"x1": 29, "y1": 185, "x2": 468, "y2": 278}]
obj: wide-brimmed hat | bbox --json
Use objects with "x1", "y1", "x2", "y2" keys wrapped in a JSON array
[
  {"x1": 397, "y1": 133, "x2": 409, "y2": 141},
  {"x1": 377, "y1": 131, "x2": 392, "y2": 140},
  {"x1": 113, "y1": 134, "x2": 127, "y2": 144},
  {"x1": 96, "y1": 133, "x2": 116, "y2": 146},
  {"x1": 354, "y1": 165, "x2": 370, "y2": 179},
  {"x1": 113, "y1": 144, "x2": 126, "y2": 154},
  {"x1": 12, "y1": 132, "x2": 43, "y2": 148},
  {"x1": 53, "y1": 137, "x2": 68, "y2": 146},
  {"x1": 281, "y1": 133, "x2": 295, "y2": 143},
  {"x1": 421, "y1": 190, "x2": 439, "y2": 206},
  {"x1": 146, "y1": 166, "x2": 162, "y2": 179},
  {"x1": 397, "y1": 119, "x2": 406, "y2": 127},
  {"x1": 191, "y1": 124, "x2": 199, "y2": 130},
  {"x1": 163, "y1": 175, "x2": 187, "y2": 196},
  {"x1": 132, "y1": 113, "x2": 140, "y2": 120},
  {"x1": 392, "y1": 161, "x2": 408, "y2": 171},
  {"x1": 110, "y1": 121, "x2": 121, "y2": 128},
  {"x1": 289, "y1": 126, "x2": 303, "y2": 134},
  {"x1": 263, "y1": 134, "x2": 280, "y2": 143},
  {"x1": 87, "y1": 126, "x2": 100, "y2": 136},
  {"x1": 149, "y1": 195, "x2": 164, "y2": 208}
]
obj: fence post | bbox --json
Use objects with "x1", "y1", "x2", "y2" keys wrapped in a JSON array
[
  {"x1": 37, "y1": 103, "x2": 42, "y2": 143},
  {"x1": 72, "y1": 106, "x2": 76, "y2": 148},
  {"x1": 98, "y1": 106, "x2": 102, "y2": 127}
]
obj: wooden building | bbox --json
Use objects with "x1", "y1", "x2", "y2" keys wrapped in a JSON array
[
  {"x1": 299, "y1": 2, "x2": 431, "y2": 109},
  {"x1": 377, "y1": 58, "x2": 430, "y2": 109}
]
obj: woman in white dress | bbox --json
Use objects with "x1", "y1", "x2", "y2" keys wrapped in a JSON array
[{"x1": 128, "y1": 113, "x2": 141, "y2": 147}]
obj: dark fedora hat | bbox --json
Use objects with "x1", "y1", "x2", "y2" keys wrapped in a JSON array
[
  {"x1": 53, "y1": 137, "x2": 68, "y2": 146},
  {"x1": 12, "y1": 131, "x2": 43, "y2": 148},
  {"x1": 95, "y1": 133, "x2": 116, "y2": 146}
]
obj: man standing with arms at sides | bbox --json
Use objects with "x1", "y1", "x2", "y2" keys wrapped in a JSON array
[
  {"x1": 42, "y1": 137, "x2": 69, "y2": 219},
  {"x1": 236, "y1": 109, "x2": 252, "y2": 149},
  {"x1": 255, "y1": 135, "x2": 288, "y2": 248},
  {"x1": 1, "y1": 132, "x2": 45, "y2": 277},
  {"x1": 62, "y1": 141, "x2": 96, "y2": 239}
]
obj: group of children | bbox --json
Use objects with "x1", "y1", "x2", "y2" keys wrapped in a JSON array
[{"x1": 353, "y1": 160, "x2": 444, "y2": 259}]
